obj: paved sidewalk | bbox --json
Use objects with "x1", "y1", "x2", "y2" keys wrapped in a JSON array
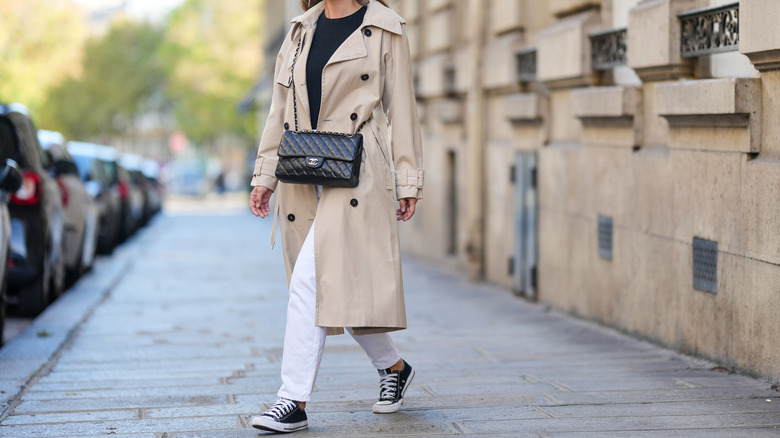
[{"x1": 0, "y1": 198, "x2": 778, "y2": 437}]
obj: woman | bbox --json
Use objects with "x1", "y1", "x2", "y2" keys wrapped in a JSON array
[{"x1": 248, "y1": 0, "x2": 423, "y2": 433}]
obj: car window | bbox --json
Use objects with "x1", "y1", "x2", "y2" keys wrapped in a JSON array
[
  {"x1": 38, "y1": 141, "x2": 51, "y2": 169},
  {"x1": 70, "y1": 153, "x2": 95, "y2": 181},
  {"x1": 101, "y1": 160, "x2": 117, "y2": 184}
]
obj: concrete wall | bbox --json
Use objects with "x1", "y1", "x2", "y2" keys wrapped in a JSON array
[{"x1": 399, "y1": 0, "x2": 780, "y2": 382}]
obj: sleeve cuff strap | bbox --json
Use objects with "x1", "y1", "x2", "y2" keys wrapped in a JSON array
[
  {"x1": 394, "y1": 168, "x2": 424, "y2": 189},
  {"x1": 250, "y1": 157, "x2": 279, "y2": 190}
]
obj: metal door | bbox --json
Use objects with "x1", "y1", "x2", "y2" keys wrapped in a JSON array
[{"x1": 513, "y1": 152, "x2": 537, "y2": 299}]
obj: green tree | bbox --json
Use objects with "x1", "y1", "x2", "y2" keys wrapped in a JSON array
[
  {"x1": 162, "y1": 0, "x2": 261, "y2": 145},
  {"x1": 0, "y1": 0, "x2": 87, "y2": 119},
  {"x1": 41, "y1": 20, "x2": 167, "y2": 140}
]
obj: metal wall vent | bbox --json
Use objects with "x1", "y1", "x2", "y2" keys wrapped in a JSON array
[
  {"x1": 693, "y1": 237, "x2": 718, "y2": 294},
  {"x1": 598, "y1": 215, "x2": 613, "y2": 260}
]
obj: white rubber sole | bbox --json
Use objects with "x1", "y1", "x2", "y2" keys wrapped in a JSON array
[
  {"x1": 251, "y1": 416, "x2": 308, "y2": 433},
  {"x1": 372, "y1": 368, "x2": 416, "y2": 414}
]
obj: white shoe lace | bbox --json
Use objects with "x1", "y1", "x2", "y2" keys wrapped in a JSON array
[
  {"x1": 265, "y1": 398, "x2": 297, "y2": 420},
  {"x1": 379, "y1": 371, "x2": 399, "y2": 401}
]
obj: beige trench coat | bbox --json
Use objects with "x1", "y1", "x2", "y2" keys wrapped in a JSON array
[{"x1": 250, "y1": 0, "x2": 424, "y2": 336}]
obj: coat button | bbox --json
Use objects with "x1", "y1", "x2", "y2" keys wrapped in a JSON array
[
  {"x1": 363, "y1": 28, "x2": 372, "y2": 37},
  {"x1": 361, "y1": 74, "x2": 369, "y2": 81},
  {"x1": 350, "y1": 113, "x2": 358, "y2": 121},
  {"x1": 287, "y1": 214, "x2": 295, "y2": 222},
  {"x1": 284, "y1": 122, "x2": 289, "y2": 130},
  {"x1": 350, "y1": 198, "x2": 358, "y2": 207}
]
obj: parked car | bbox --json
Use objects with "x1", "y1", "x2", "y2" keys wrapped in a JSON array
[
  {"x1": 0, "y1": 124, "x2": 23, "y2": 345},
  {"x1": 141, "y1": 159, "x2": 163, "y2": 219},
  {"x1": 67, "y1": 142, "x2": 122, "y2": 254},
  {"x1": 116, "y1": 163, "x2": 144, "y2": 239},
  {"x1": 0, "y1": 107, "x2": 65, "y2": 316},
  {"x1": 118, "y1": 154, "x2": 147, "y2": 231},
  {"x1": 38, "y1": 131, "x2": 99, "y2": 285}
]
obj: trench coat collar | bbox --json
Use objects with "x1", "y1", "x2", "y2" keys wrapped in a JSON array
[{"x1": 289, "y1": 0, "x2": 405, "y2": 41}]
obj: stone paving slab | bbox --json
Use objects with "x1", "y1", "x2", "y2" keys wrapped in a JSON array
[
  {"x1": 0, "y1": 415, "x2": 239, "y2": 437},
  {"x1": 550, "y1": 430, "x2": 780, "y2": 438},
  {"x1": 12, "y1": 395, "x2": 230, "y2": 415},
  {"x1": 543, "y1": 387, "x2": 775, "y2": 405},
  {"x1": 458, "y1": 413, "x2": 780, "y2": 434},
  {"x1": 540, "y1": 398, "x2": 780, "y2": 417},
  {"x1": 2, "y1": 409, "x2": 139, "y2": 425},
  {"x1": 0, "y1": 203, "x2": 779, "y2": 437}
]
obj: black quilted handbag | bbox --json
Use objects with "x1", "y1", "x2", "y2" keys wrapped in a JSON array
[{"x1": 275, "y1": 35, "x2": 364, "y2": 188}]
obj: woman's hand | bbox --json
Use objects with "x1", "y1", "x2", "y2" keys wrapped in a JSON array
[
  {"x1": 250, "y1": 186, "x2": 274, "y2": 218},
  {"x1": 397, "y1": 198, "x2": 417, "y2": 222}
]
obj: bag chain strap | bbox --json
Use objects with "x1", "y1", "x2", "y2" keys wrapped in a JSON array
[{"x1": 289, "y1": 32, "x2": 366, "y2": 137}]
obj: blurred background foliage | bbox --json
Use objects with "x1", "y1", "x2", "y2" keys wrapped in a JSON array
[
  {"x1": 162, "y1": 0, "x2": 261, "y2": 145},
  {"x1": 41, "y1": 21, "x2": 167, "y2": 141},
  {"x1": 0, "y1": 0, "x2": 262, "y2": 148},
  {"x1": 0, "y1": 0, "x2": 87, "y2": 119}
]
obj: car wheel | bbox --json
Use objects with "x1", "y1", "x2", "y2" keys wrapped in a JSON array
[
  {"x1": 17, "y1": 243, "x2": 51, "y2": 317},
  {"x1": 66, "y1": 233, "x2": 85, "y2": 287},
  {"x1": 97, "y1": 211, "x2": 114, "y2": 255},
  {"x1": 50, "y1": 248, "x2": 65, "y2": 302}
]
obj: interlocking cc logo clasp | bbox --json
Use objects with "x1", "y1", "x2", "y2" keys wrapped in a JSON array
[{"x1": 306, "y1": 157, "x2": 322, "y2": 167}]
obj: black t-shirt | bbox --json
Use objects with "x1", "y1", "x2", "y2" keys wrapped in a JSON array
[{"x1": 305, "y1": 6, "x2": 367, "y2": 129}]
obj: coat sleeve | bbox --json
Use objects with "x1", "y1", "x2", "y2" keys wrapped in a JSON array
[
  {"x1": 250, "y1": 33, "x2": 294, "y2": 190},
  {"x1": 382, "y1": 27, "x2": 424, "y2": 200}
]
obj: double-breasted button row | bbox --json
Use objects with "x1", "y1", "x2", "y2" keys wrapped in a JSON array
[
  {"x1": 350, "y1": 74, "x2": 370, "y2": 121},
  {"x1": 284, "y1": 122, "x2": 290, "y2": 130},
  {"x1": 287, "y1": 200, "x2": 356, "y2": 222}
]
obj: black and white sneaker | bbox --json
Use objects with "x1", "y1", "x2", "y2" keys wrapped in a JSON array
[
  {"x1": 372, "y1": 360, "x2": 415, "y2": 414},
  {"x1": 251, "y1": 398, "x2": 308, "y2": 433}
]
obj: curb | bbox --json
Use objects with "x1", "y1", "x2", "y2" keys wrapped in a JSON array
[{"x1": 0, "y1": 245, "x2": 134, "y2": 421}]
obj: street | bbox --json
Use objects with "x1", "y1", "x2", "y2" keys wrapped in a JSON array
[{"x1": 0, "y1": 195, "x2": 778, "y2": 437}]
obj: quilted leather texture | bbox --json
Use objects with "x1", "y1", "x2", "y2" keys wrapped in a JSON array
[
  {"x1": 276, "y1": 131, "x2": 363, "y2": 188},
  {"x1": 278, "y1": 131, "x2": 362, "y2": 160}
]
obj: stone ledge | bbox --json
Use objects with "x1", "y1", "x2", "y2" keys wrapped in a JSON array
[
  {"x1": 627, "y1": 0, "x2": 708, "y2": 81},
  {"x1": 572, "y1": 86, "x2": 640, "y2": 119},
  {"x1": 655, "y1": 78, "x2": 762, "y2": 153},
  {"x1": 538, "y1": 10, "x2": 600, "y2": 88},
  {"x1": 742, "y1": 49, "x2": 780, "y2": 73},
  {"x1": 503, "y1": 93, "x2": 546, "y2": 123},
  {"x1": 572, "y1": 86, "x2": 643, "y2": 148},
  {"x1": 740, "y1": 0, "x2": 780, "y2": 72},
  {"x1": 483, "y1": 34, "x2": 524, "y2": 90},
  {"x1": 550, "y1": 0, "x2": 601, "y2": 18},
  {"x1": 491, "y1": 0, "x2": 525, "y2": 35},
  {"x1": 438, "y1": 99, "x2": 463, "y2": 124}
]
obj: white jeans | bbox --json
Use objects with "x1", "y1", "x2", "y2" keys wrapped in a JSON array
[{"x1": 278, "y1": 195, "x2": 401, "y2": 402}]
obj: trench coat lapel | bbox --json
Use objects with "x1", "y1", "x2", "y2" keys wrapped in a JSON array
[
  {"x1": 326, "y1": 30, "x2": 367, "y2": 65},
  {"x1": 325, "y1": 0, "x2": 405, "y2": 65},
  {"x1": 289, "y1": 0, "x2": 405, "y2": 129}
]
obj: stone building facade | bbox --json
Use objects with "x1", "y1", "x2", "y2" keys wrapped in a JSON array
[{"x1": 257, "y1": 0, "x2": 780, "y2": 381}]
